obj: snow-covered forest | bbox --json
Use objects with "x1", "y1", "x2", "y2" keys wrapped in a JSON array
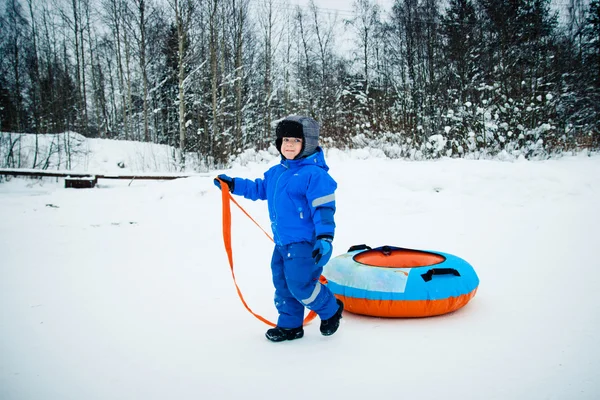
[
  {"x1": 2, "y1": 140, "x2": 600, "y2": 400},
  {"x1": 1, "y1": 0, "x2": 599, "y2": 169}
]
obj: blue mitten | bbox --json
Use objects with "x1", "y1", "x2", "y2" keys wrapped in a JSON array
[
  {"x1": 214, "y1": 174, "x2": 234, "y2": 192},
  {"x1": 312, "y1": 237, "x2": 333, "y2": 267}
]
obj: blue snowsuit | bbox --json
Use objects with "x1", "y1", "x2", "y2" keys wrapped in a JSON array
[{"x1": 231, "y1": 147, "x2": 339, "y2": 328}]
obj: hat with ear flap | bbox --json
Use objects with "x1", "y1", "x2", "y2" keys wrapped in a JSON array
[{"x1": 275, "y1": 115, "x2": 320, "y2": 159}]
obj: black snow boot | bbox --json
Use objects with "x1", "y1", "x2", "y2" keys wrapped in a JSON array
[
  {"x1": 265, "y1": 326, "x2": 304, "y2": 342},
  {"x1": 320, "y1": 299, "x2": 344, "y2": 336}
]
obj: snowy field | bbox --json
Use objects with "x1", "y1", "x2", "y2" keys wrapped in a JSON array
[{"x1": 1, "y1": 143, "x2": 600, "y2": 400}]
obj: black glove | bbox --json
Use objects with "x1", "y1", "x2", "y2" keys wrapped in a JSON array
[{"x1": 214, "y1": 174, "x2": 234, "y2": 192}]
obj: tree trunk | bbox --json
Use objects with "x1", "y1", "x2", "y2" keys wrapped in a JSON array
[
  {"x1": 85, "y1": 1, "x2": 101, "y2": 137},
  {"x1": 27, "y1": 0, "x2": 41, "y2": 134},
  {"x1": 210, "y1": 0, "x2": 219, "y2": 158},
  {"x1": 175, "y1": 0, "x2": 188, "y2": 170},
  {"x1": 136, "y1": 0, "x2": 150, "y2": 142},
  {"x1": 71, "y1": 0, "x2": 82, "y2": 132},
  {"x1": 123, "y1": 25, "x2": 134, "y2": 139},
  {"x1": 233, "y1": 0, "x2": 245, "y2": 147},
  {"x1": 110, "y1": 0, "x2": 129, "y2": 139},
  {"x1": 263, "y1": 1, "x2": 273, "y2": 148},
  {"x1": 79, "y1": 0, "x2": 89, "y2": 132}
]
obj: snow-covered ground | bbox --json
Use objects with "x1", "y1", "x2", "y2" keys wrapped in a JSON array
[{"x1": 1, "y1": 141, "x2": 599, "y2": 400}]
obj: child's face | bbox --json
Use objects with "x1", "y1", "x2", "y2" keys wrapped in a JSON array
[{"x1": 281, "y1": 137, "x2": 303, "y2": 159}]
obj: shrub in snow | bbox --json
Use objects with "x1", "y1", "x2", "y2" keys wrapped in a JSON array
[{"x1": 0, "y1": 131, "x2": 88, "y2": 170}]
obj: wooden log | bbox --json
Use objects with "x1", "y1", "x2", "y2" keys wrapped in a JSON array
[
  {"x1": 0, "y1": 168, "x2": 94, "y2": 178},
  {"x1": 0, "y1": 168, "x2": 191, "y2": 181},
  {"x1": 65, "y1": 176, "x2": 98, "y2": 189}
]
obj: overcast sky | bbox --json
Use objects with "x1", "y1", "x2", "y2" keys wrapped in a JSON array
[{"x1": 292, "y1": 0, "x2": 395, "y2": 17}]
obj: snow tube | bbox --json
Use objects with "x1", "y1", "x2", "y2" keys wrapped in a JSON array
[{"x1": 323, "y1": 245, "x2": 479, "y2": 317}]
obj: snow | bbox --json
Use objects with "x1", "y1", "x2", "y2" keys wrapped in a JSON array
[{"x1": 1, "y1": 140, "x2": 600, "y2": 400}]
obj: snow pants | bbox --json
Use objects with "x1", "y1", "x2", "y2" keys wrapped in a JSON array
[{"x1": 271, "y1": 242, "x2": 339, "y2": 329}]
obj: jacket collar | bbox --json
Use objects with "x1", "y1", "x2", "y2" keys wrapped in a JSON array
[{"x1": 280, "y1": 147, "x2": 328, "y2": 171}]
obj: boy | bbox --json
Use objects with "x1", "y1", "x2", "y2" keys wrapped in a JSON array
[{"x1": 214, "y1": 115, "x2": 344, "y2": 342}]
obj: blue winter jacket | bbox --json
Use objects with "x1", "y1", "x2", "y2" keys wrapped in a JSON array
[{"x1": 231, "y1": 147, "x2": 336, "y2": 246}]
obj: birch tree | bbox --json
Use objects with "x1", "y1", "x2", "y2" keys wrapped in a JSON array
[
  {"x1": 169, "y1": 0, "x2": 194, "y2": 169},
  {"x1": 229, "y1": 0, "x2": 249, "y2": 148},
  {"x1": 347, "y1": 0, "x2": 381, "y2": 131},
  {"x1": 2, "y1": 0, "x2": 29, "y2": 132},
  {"x1": 132, "y1": 0, "x2": 152, "y2": 142},
  {"x1": 102, "y1": 0, "x2": 130, "y2": 139},
  {"x1": 256, "y1": 0, "x2": 282, "y2": 147},
  {"x1": 308, "y1": 0, "x2": 339, "y2": 130}
]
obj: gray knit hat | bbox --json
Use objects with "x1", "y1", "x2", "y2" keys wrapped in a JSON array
[{"x1": 275, "y1": 115, "x2": 320, "y2": 159}]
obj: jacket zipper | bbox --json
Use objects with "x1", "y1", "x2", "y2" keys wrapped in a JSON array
[{"x1": 272, "y1": 163, "x2": 288, "y2": 243}]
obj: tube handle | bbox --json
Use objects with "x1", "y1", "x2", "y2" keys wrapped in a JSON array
[{"x1": 421, "y1": 268, "x2": 460, "y2": 282}]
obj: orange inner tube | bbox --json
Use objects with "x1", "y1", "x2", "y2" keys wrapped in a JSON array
[{"x1": 354, "y1": 249, "x2": 446, "y2": 268}]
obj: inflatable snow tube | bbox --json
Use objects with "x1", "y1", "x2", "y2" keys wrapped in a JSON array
[{"x1": 323, "y1": 245, "x2": 479, "y2": 317}]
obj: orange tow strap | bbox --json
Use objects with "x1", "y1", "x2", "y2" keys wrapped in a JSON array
[{"x1": 218, "y1": 178, "x2": 319, "y2": 326}]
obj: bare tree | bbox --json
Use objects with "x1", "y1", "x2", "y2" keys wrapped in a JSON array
[
  {"x1": 209, "y1": 0, "x2": 218, "y2": 159},
  {"x1": 3, "y1": 0, "x2": 29, "y2": 132},
  {"x1": 348, "y1": 0, "x2": 380, "y2": 95},
  {"x1": 169, "y1": 0, "x2": 194, "y2": 169},
  {"x1": 121, "y1": 4, "x2": 135, "y2": 139},
  {"x1": 101, "y1": 0, "x2": 130, "y2": 139},
  {"x1": 566, "y1": 0, "x2": 589, "y2": 57},
  {"x1": 132, "y1": 0, "x2": 151, "y2": 142},
  {"x1": 230, "y1": 0, "x2": 249, "y2": 146},
  {"x1": 26, "y1": 0, "x2": 41, "y2": 134},
  {"x1": 307, "y1": 0, "x2": 339, "y2": 128},
  {"x1": 295, "y1": 6, "x2": 315, "y2": 113},
  {"x1": 256, "y1": 0, "x2": 284, "y2": 146}
]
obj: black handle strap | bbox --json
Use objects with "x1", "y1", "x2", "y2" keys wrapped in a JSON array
[
  {"x1": 348, "y1": 244, "x2": 372, "y2": 252},
  {"x1": 381, "y1": 245, "x2": 392, "y2": 256},
  {"x1": 421, "y1": 268, "x2": 460, "y2": 282}
]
